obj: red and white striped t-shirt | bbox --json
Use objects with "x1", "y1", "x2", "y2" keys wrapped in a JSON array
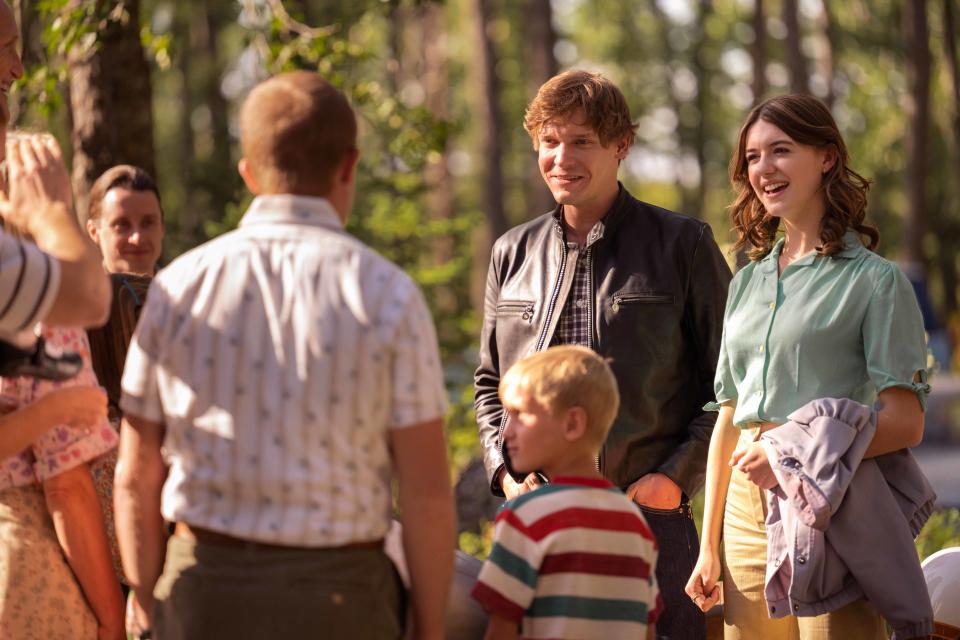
[{"x1": 472, "y1": 476, "x2": 662, "y2": 639}]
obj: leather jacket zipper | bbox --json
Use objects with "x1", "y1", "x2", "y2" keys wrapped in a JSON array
[
  {"x1": 534, "y1": 241, "x2": 569, "y2": 352},
  {"x1": 499, "y1": 235, "x2": 569, "y2": 459},
  {"x1": 496, "y1": 300, "x2": 535, "y2": 322},
  {"x1": 611, "y1": 292, "x2": 674, "y2": 313},
  {"x1": 588, "y1": 248, "x2": 602, "y2": 474}
]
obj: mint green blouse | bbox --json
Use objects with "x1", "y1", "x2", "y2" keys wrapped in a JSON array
[{"x1": 708, "y1": 230, "x2": 930, "y2": 427}]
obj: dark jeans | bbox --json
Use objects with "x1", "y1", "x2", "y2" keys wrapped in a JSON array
[{"x1": 639, "y1": 500, "x2": 705, "y2": 640}]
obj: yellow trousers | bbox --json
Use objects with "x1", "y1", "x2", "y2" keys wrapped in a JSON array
[{"x1": 720, "y1": 429, "x2": 886, "y2": 640}]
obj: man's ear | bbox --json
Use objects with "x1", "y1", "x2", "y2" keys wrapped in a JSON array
[
  {"x1": 338, "y1": 148, "x2": 360, "y2": 185},
  {"x1": 564, "y1": 406, "x2": 589, "y2": 442},
  {"x1": 238, "y1": 158, "x2": 261, "y2": 195},
  {"x1": 615, "y1": 135, "x2": 631, "y2": 161},
  {"x1": 86, "y1": 219, "x2": 100, "y2": 244}
]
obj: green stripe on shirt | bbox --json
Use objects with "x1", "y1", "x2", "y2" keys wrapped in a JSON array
[
  {"x1": 528, "y1": 595, "x2": 650, "y2": 622},
  {"x1": 487, "y1": 541, "x2": 539, "y2": 588}
]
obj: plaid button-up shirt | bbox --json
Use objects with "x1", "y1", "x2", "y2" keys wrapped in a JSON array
[{"x1": 551, "y1": 219, "x2": 606, "y2": 348}]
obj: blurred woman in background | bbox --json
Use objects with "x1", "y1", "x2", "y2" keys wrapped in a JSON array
[{"x1": 0, "y1": 135, "x2": 124, "y2": 639}]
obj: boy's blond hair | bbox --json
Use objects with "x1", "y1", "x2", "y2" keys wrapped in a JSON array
[{"x1": 500, "y1": 346, "x2": 619, "y2": 446}]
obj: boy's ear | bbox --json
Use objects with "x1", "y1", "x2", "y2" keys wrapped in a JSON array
[{"x1": 563, "y1": 406, "x2": 589, "y2": 442}]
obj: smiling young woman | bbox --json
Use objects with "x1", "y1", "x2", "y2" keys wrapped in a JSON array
[
  {"x1": 728, "y1": 94, "x2": 877, "y2": 264},
  {"x1": 686, "y1": 94, "x2": 931, "y2": 639}
]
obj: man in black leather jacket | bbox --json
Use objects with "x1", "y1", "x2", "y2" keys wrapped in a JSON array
[{"x1": 474, "y1": 70, "x2": 731, "y2": 639}]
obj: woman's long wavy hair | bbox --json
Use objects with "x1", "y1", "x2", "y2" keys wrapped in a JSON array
[{"x1": 729, "y1": 94, "x2": 878, "y2": 261}]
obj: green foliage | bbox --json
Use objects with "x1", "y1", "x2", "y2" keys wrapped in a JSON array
[
  {"x1": 917, "y1": 508, "x2": 960, "y2": 561},
  {"x1": 459, "y1": 520, "x2": 494, "y2": 560}
]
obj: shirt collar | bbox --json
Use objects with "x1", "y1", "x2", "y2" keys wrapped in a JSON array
[
  {"x1": 553, "y1": 183, "x2": 628, "y2": 248},
  {"x1": 758, "y1": 228, "x2": 863, "y2": 274},
  {"x1": 758, "y1": 238, "x2": 784, "y2": 275},
  {"x1": 239, "y1": 194, "x2": 344, "y2": 230},
  {"x1": 836, "y1": 229, "x2": 865, "y2": 258}
]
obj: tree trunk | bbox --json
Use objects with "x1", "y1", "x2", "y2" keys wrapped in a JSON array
[
  {"x1": 692, "y1": 0, "x2": 713, "y2": 218},
  {"x1": 175, "y1": 2, "x2": 196, "y2": 243},
  {"x1": 938, "y1": 0, "x2": 960, "y2": 314},
  {"x1": 68, "y1": 0, "x2": 155, "y2": 222},
  {"x1": 420, "y1": 1, "x2": 465, "y2": 351},
  {"x1": 10, "y1": 0, "x2": 40, "y2": 123},
  {"x1": 421, "y1": 2, "x2": 454, "y2": 264},
  {"x1": 751, "y1": 0, "x2": 767, "y2": 105},
  {"x1": 782, "y1": 0, "x2": 809, "y2": 94},
  {"x1": 522, "y1": 0, "x2": 557, "y2": 217},
  {"x1": 818, "y1": 0, "x2": 837, "y2": 108},
  {"x1": 468, "y1": 0, "x2": 509, "y2": 245},
  {"x1": 902, "y1": 0, "x2": 930, "y2": 268},
  {"x1": 648, "y1": 0, "x2": 695, "y2": 216}
]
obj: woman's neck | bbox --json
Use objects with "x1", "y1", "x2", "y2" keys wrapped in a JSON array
[{"x1": 780, "y1": 214, "x2": 824, "y2": 263}]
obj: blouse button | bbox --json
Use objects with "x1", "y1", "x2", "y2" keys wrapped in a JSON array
[
  {"x1": 758, "y1": 345, "x2": 765, "y2": 353},
  {"x1": 768, "y1": 302, "x2": 775, "y2": 309}
]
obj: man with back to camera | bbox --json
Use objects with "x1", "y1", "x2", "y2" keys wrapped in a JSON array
[
  {"x1": 474, "y1": 70, "x2": 731, "y2": 639},
  {"x1": 114, "y1": 71, "x2": 454, "y2": 640},
  {"x1": 0, "y1": 0, "x2": 110, "y2": 337}
]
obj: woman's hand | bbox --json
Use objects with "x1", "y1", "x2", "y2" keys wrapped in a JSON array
[
  {"x1": 125, "y1": 592, "x2": 152, "y2": 639},
  {"x1": 685, "y1": 550, "x2": 722, "y2": 612},
  {"x1": 729, "y1": 441, "x2": 778, "y2": 490}
]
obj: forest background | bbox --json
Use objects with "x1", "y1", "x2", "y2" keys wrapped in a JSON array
[{"x1": 11, "y1": 0, "x2": 960, "y2": 558}]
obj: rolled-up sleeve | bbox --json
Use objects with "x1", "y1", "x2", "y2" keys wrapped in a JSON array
[
  {"x1": 862, "y1": 264, "x2": 930, "y2": 408},
  {"x1": 704, "y1": 321, "x2": 737, "y2": 412}
]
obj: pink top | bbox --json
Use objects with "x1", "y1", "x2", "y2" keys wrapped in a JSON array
[{"x1": 0, "y1": 326, "x2": 118, "y2": 489}]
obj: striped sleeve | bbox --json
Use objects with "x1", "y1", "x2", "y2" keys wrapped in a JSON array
[
  {"x1": 471, "y1": 504, "x2": 545, "y2": 623},
  {"x1": 0, "y1": 233, "x2": 61, "y2": 335}
]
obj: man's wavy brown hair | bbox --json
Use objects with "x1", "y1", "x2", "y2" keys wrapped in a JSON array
[
  {"x1": 729, "y1": 94, "x2": 877, "y2": 261},
  {"x1": 524, "y1": 70, "x2": 638, "y2": 149}
]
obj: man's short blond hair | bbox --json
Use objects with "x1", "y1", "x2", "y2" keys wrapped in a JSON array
[
  {"x1": 239, "y1": 70, "x2": 356, "y2": 195},
  {"x1": 500, "y1": 346, "x2": 620, "y2": 446}
]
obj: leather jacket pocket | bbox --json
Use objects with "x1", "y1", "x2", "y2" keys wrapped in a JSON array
[
  {"x1": 610, "y1": 292, "x2": 674, "y2": 313},
  {"x1": 496, "y1": 300, "x2": 535, "y2": 323}
]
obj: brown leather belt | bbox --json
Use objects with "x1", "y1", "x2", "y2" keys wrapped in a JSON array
[{"x1": 174, "y1": 522, "x2": 383, "y2": 552}]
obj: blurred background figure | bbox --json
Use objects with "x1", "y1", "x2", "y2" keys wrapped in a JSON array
[
  {"x1": 0, "y1": 324, "x2": 123, "y2": 639},
  {"x1": 82, "y1": 166, "x2": 164, "y2": 608},
  {"x1": 82, "y1": 165, "x2": 164, "y2": 276}
]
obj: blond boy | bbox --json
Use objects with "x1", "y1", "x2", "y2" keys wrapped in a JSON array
[{"x1": 471, "y1": 345, "x2": 661, "y2": 640}]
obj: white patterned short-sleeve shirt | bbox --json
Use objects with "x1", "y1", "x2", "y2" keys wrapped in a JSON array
[{"x1": 120, "y1": 195, "x2": 447, "y2": 547}]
